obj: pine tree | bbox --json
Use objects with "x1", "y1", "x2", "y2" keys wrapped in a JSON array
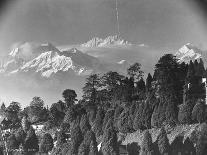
[
  {"x1": 92, "y1": 108, "x2": 105, "y2": 138},
  {"x1": 183, "y1": 137, "x2": 196, "y2": 155},
  {"x1": 196, "y1": 123, "x2": 207, "y2": 155},
  {"x1": 192, "y1": 100, "x2": 205, "y2": 123},
  {"x1": 178, "y1": 102, "x2": 193, "y2": 124},
  {"x1": 102, "y1": 109, "x2": 114, "y2": 131},
  {"x1": 133, "y1": 103, "x2": 145, "y2": 130},
  {"x1": 197, "y1": 58, "x2": 205, "y2": 77},
  {"x1": 78, "y1": 142, "x2": 88, "y2": 155},
  {"x1": 140, "y1": 130, "x2": 154, "y2": 155},
  {"x1": 56, "y1": 130, "x2": 67, "y2": 147},
  {"x1": 113, "y1": 106, "x2": 124, "y2": 131},
  {"x1": 146, "y1": 73, "x2": 153, "y2": 93},
  {"x1": 21, "y1": 116, "x2": 30, "y2": 132},
  {"x1": 86, "y1": 106, "x2": 97, "y2": 126},
  {"x1": 24, "y1": 127, "x2": 39, "y2": 152},
  {"x1": 39, "y1": 133, "x2": 54, "y2": 153},
  {"x1": 128, "y1": 103, "x2": 137, "y2": 131},
  {"x1": 157, "y1": 127, "x2": 170, "y2": 155},
  {"x1": 142, "y1": 102, "x2": 153, "y2": 129},
  {"x1": 127, "y1": 62, "x2": 144, "y2": 82},
  {"x1": 154, "y1": 54, "x2": 183, "y2": 127},
  {"x1": 165, "y1": 97, "x2": 178, "y2": 126},
  {"x1": 7, "y1": 134, "x2": 19, "y2": 150},
  {"x1": 171, "y1": 136, "x2": 184, "y2": 155},
  {"x1": 151, "y1": 104, "x2": 159, "y2": 128},
  {"x1": 29, "y1": 97, "x2": 44, "y2": 123},
  {"x1": 70, "y1": 124, "x2": 84, "y2": 155},
  {"x1": 62, "y1": 89, "x2": 77, "y2": 108},
  {"x1": 80, "y1": 114, "x2": 91, "y2": 135},
  {"x1": 117, "y1": 109, "x2": 131, "y2": 133},
  {"x1": 15, "y1": 128, "x2": 26, "y2": 146},
  {"x1": 0, "y1": 103, "x2": 6, "y2": 114},
  {"x1": 101, "y1": 120, "x2": 119, "y2": 155},
  {"x1": 134, "y1": 77, "x2": 146, "y2": 100},
  {"x1": 64, "y1": 106, "x2": 77, "y2": 124},
  {"x1": 83, "y1": 74, "x2": 101, "y2": 103}
]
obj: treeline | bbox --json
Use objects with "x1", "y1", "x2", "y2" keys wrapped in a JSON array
[{"x1": 1, "y1": 54, "x2": 207, "y2": 155}]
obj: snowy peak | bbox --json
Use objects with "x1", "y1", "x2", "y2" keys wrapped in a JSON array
[
  {"x1": 81, "y1": 35, "x2": 131, "y2": 48},
  {"x1": 1, "y1": 46, "x2": 100, "y2": 77},
  {"x1": 20, "y1": 51, "x2": 75, "y2": 77},
  {"x1": 175, "y1": 43, "x2": 202, "y2": 63},
  {"x1": 9, "y1": 42, "x2": 60, "y2": 61}
]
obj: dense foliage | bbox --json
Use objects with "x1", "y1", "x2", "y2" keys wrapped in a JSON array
[{"x1": 1, "y1": 54, "x2": 207, "y2": 155}]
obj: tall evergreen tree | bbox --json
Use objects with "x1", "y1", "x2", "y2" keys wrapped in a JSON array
[
  {"x1": 7, "y1": 134, "x2": 19, "y2": 151},
  {"x1": 133, "y1": 103, "x2": 145, "y2": 130},
  {"x1": 154, "y1": 54, "x2": 182, "y2": 127},
  {"x1": 117, "y1": 109, "x2": 131, "y2": 133},
  {"x1": 197, "y1": 59, "x2": 205, "y2": 77},
  {"x1": 178, "y1": 102, "x2": 193, "y2": 124},
  {"x1": 82, "y1": 74, "x2": 101, "y2": 103},
  {"x1": 29, "y1": 97, "x2": 44, "y2": 123},
  {"x1": 157, "y1": 127, "x2": 170, "y2": 155},
  {"x1": 140, "y1": 130, "x2": 154, "y2": 155},
  {"x1": 24, "y1": 127, "x2": 39, "y2": 152},
  {"x1": 15, "y1": 128, "x2": 26, "y2": 147},
  {"x1": 62, "y1": 89, "x2": 77, "y2": 108},
  {"x1": 192, "y1": 99, "x2": 206, "y2": 123},
  {"x1": 127, "y1": 62, "x2": 144, "y2": 82},
  {"x1": 146, "y1": 73, "x2": 153, "y2": 94},
  {"x1": 80, "y1": 114, "x2": 91, "y2": 135},
  {"x1": 196, "y1": 123, "x2": 207, "y2": 155},
  {"x1": 92, "y1": 108, "x2": 105, "y2": 138},
  {"x1": 134, "y1": 77, "x2": 146, "y2": 101},
  {"x1": 70, "y1": 124, "x2": 84, "y2": 155},
  {"x1": 101, "y1": 120, "x2": 119, "y2": 155},
  {"x1": 102, "y1": 109, "x2": 114, "y2": 131},
  {"x1": 39, "y1": 133, "x2": 54, "y2": 153},
  {"x1": 151, "y1": 104, "x2": 159, "y2": 128},
  {"x1": 21, "y1": 116, "x2": 30, "y2": 132}
]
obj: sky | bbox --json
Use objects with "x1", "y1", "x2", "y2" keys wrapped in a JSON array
[
  {"x1": 0, "y1": 0, "x2": 207, "y2": 55},
  {"x1": 0, "y1": 0, "x2": 207, "y2": 106}
]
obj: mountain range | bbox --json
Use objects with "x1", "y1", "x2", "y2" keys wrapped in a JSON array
[{"x1": 0, "y1": 35, "x2": 206, "y2": 106}]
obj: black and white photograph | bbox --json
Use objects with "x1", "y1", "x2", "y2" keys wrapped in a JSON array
[{"x1": 0, "y1": 0, "x2": 207, "y2": 154}]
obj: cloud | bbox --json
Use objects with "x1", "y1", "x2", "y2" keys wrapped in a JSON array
[{"x1": 138, "y1": 43, "x2": 149, "y2": 47}]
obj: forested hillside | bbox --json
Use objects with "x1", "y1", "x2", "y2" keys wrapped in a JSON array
[{"x1": 0, "y1": 54, "x2": 207, "y2": 155}]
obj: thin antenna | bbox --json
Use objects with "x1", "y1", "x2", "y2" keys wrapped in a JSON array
[{"x1": 115, "y1": 0, "x2": 120, "y2": 37}]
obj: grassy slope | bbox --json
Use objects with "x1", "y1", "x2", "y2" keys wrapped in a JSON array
[{"x1": 121, "y1": 124, "x2": 200, "y2": 146}]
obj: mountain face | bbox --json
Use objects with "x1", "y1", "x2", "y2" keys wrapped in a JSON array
[
  {"x1": 175, "y1": 43, "x2": 203, "y2": 63},
  {"x1": 0, "y1": 43, "x2": 102, "y2": 77},
  {"x1": 81, "y1": 35, "x2": 131, "y2": 48}
]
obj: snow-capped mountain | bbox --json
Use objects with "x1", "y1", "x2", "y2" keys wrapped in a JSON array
[
  {"x1": 81, "y1": 35, "x2": 131, "y2": 48},
  {"x1": 0, "y1": 43, "x2": 102, "y2": 77},
  {"x1": 19, "y1": 50, "x2": 92, "y2": 77},
  {"x1": 9, "y1": 42, "x2": 60, "y2": 60},
  {"x1": 175, "y1": 43, "x2": 203, "y2": 63}
]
